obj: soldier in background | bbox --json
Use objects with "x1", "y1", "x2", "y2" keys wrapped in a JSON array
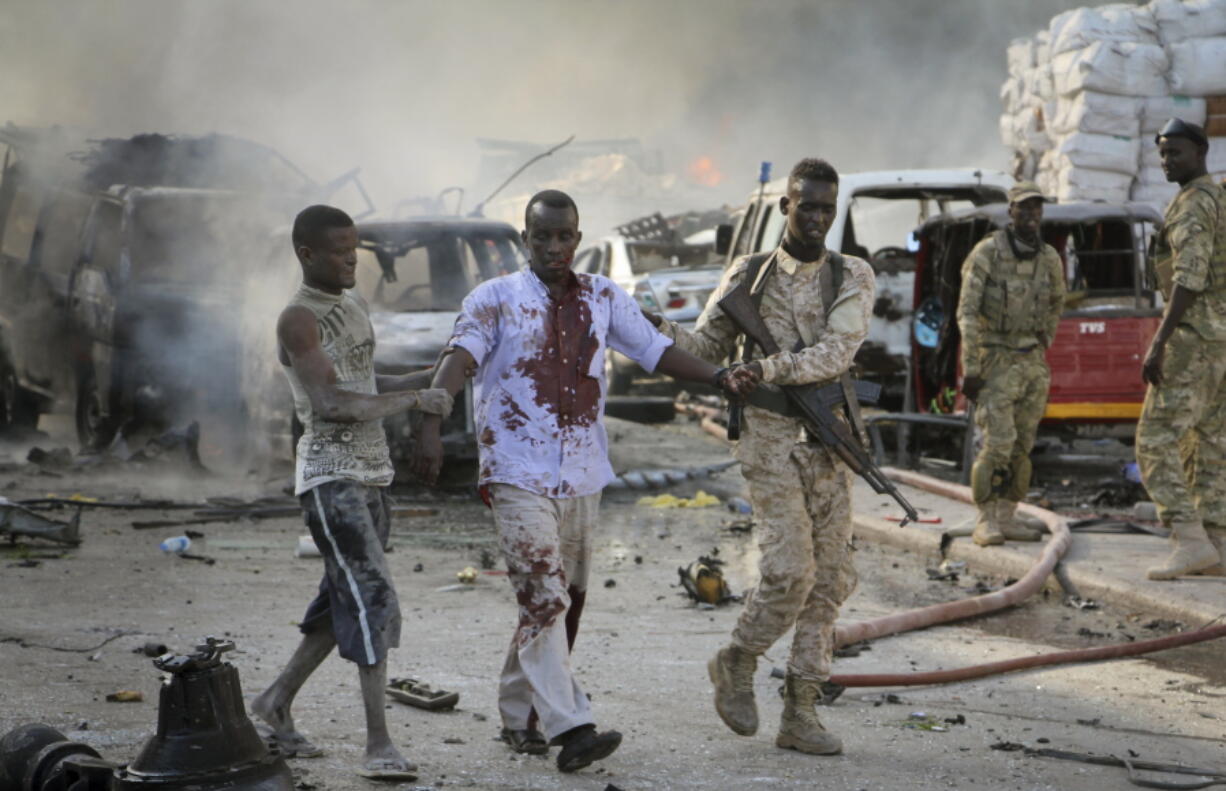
[
  {"x1": 1136, "y1": 118, "x2": 1226, "y2": 580},
  {"x1": 957, "y1": 182, "x2": 1065, "y2": 547}
]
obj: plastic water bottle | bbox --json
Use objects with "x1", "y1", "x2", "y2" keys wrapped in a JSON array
[{"x1": 160, "y1": 536, "x2": 191, "y2": 554}]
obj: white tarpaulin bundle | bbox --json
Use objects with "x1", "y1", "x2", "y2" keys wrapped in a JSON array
[
  {"x1": 1055, "y1": 132, "x2": 1141, "y2": 174},
  {"x1": 1052, "y1": 40, "x2": 1169, "y2": 97},
  {"x1": 1150, "y1": 0, "x2": 1226, "y2": 43},
  {"x1": 1055, "y1": 165, "x2": 1133, "y2": 203},
  {"x1": 1168, "y1": 38, "x2": 1226, "y2": 96},
  {"x1": 1141, "y1": 95, "x2": 1208, "y2": 133},
  {"x1": 1209, "y1": 139, "x2": 1226, "y2": 175},
  {"x1": 1049, "y1": 4, "x2": 1159, "y2": 55},
  {"x1": 1048, "y1": 91, "x2": 1142, "y2": 136},
  {"x1": 1001, "y1": 0, "x2": 1226, "y2": 214}
]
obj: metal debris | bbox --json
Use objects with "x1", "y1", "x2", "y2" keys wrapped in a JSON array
[
  {"x1": 0, "y1": 498, "x2": 82, "y2": 545},
  {"x1": 678, "y1": 556, "x2": 734, "y2": 605}
]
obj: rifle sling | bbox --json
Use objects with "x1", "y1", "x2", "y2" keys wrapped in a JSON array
[
  {"x1": 818, "y1": 255, "x2": 871, "y2": 449},
  {"x1": 731, "y1": 247, "x2": 868, "y2": 447}
]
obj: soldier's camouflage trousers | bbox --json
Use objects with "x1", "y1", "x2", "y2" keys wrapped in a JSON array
[
  {"x1": 971, "y1": 346, "x2": 1050, "y2": 504},
  {"x1": 732, "y1": 441, "x2": 857, "y2": 682},
  {"x1": 1135, "y1": 327, "x2": 1226, "y2": 529}
]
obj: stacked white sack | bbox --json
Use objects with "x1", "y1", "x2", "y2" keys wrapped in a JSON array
[
  {"x1": 1140, "y1": 95, "x2": 1208, "y2": 134},
  {"x1": 1000, "y1": 32, "x2": 1053, "y2": 180},
  {"x1": 1044, "y1": 5, "x2": 1161, "y2": 202},
  {"x1": 1150, "y1": 0, "x2": 1226, "y2": 46},
  {"x1": 1168, "y1": 39, "x2": 1226, "y2": 96},
  {"x1": 1130, "y1": 0, "x2": 1226, "y2": 206}
]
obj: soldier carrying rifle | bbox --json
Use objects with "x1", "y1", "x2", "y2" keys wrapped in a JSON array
[{"x1": 644, "y1": 158, "x2": 877, "y2": 756}]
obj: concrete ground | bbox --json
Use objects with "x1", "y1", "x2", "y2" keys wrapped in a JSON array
[{"x1": 1, "y1": 415, "x2": 1224, "y2": 789}]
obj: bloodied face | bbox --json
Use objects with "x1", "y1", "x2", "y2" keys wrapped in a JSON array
[
  {"x1": 298, "y1": 224, "x2": 358, "y2": 293},
  {"x1": 523, "y1": 202, "x2": 581, "y2": 288},
  {"x1": 780, "y1": 177, "x2": 838, "y2": 258},
  {"x1": 1158, "y1": 135, "x2": 1208, "y2": 186},
  {"x1": 1008, "y1": 196, "x2": 1044, "y2": 241}
]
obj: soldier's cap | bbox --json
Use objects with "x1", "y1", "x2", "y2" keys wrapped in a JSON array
[
  {"x1": 1008, "y1": 181, "x2": 1049, "y2": 205},
  {"x1": 1155, "y1": 117, "x2": 1208, "y2": 148}
]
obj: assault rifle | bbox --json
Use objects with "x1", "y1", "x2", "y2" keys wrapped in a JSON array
[{"x1": 718, "y1": 282, "x2": 919, "y2": 525}]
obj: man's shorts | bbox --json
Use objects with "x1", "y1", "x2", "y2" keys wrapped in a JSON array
[{"x1": 299, "y1": 480, "x2": 401, "y2": 666}]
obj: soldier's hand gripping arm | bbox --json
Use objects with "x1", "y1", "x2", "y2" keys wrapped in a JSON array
[
  {"x1": 1143, "y1": 190, "x2": 1217, "y2": 385},
  {"x1": 956, "y1": 239, "x2": 993, "y2": 400},
  {"x1": 278, "y1": 306, "x2": 454, "y2": 424}
]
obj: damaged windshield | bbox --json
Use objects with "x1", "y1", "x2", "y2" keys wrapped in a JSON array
[
  {"x1": 625, "y1": 242, "x2": 714, "y2": 275},
  {"x1": 356, "y1": 225, "x2": 526, "y2": 312}
]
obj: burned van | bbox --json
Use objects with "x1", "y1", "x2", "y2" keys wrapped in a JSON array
[
  {"x1": 912, "y1": 201, "x2": 1163, "y2": 432},
  {"x1": 68, "y1": 186, "x2": 287, "y2": 449}
]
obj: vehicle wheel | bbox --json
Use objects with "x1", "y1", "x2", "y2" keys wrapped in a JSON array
[
  {"x1": 0, "y1": 365, "x2": 39, "y2": 432},
  {"x1": 606, "y1": 354, "x2": 634, "y2": 395},
  {"x1": 604, "y1": 395, "x2": 676, "y2": 424},
  {"x1": 76, "y1": 372, "x2": 118, "y2": 451}
]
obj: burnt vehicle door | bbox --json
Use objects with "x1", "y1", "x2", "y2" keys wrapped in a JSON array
[
  {"x1": 68, "y1": 195, "x2": 126, "y2": 447},
  {"x1": 0, "y1": 176, "x2": 92, "y2": 429},
  {"x1": 913, "y1": 202, "x2": 1162, "y2": 434},
  {"x1": 355, "y1": 219, "x2": 526, "y2": 478},
  {"x1": 69, "y1": 189, "x2": 279, "y2": 450}
]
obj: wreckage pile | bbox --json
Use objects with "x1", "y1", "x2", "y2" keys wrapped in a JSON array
[{"x1": 1000, "y1": 0, "x2": 1226, "y2": 207}]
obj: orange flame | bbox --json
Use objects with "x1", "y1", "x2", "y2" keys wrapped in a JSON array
[{"x1": 687, "y1": 155, "x2": 724, "y2": 187}]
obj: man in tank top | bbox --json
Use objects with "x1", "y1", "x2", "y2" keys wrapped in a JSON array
[{"x1": 250, "y1": 204, "x2": 452, "y2": 782}]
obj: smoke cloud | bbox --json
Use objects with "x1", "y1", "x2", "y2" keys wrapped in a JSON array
[{"x1": 2, "y1": 0, "x2": 1086, "y2": 225}]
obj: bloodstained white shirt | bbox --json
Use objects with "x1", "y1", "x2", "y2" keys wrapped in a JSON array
[{"x1": 449, "y1": 269, "x2": 672, "y2": 498}]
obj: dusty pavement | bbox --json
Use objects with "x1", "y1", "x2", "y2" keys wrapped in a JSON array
[{"x1": 2, "y1": 415, "x2": 1225, "y2": 790}]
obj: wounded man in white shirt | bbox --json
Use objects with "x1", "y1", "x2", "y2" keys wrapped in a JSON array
[{"x1": 413, "y1": 189, "x2": 757, "y2": 774}]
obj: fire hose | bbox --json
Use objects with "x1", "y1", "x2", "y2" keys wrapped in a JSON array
[
  {"x1": 673, "y1": 403, "x2": 1226, "y2": 688},
  {"x1": 829, "y1": 467, "x2": 1226, "y2": 687}
]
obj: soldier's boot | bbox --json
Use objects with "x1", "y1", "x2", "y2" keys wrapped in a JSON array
[
  {"x1": 997, "y1": 501, "x2": 1043, "y2": 542},
  {"x1": 1197, "y1": 529, "x2": 1226, "y2": 576},
  {"x1": 972, "y1": 502, "x2": 1004, "y2": 546},
  {"x1": 707, "y1": 644, "x2": 758, "y2": 736},
  {"x1": 776, "y1": 674, "x2": 843, "y2": 755},
  {"x1": 1146, "y1": 520, "x2": 1221, "y2": 580}
]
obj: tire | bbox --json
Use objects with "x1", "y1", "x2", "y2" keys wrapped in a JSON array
[
  {"x1": 75, "y1": 371, "x2": 118, "y2": 451},
  {"x1": 604, "y1": 395, "x2": 676, "y2": 424}
]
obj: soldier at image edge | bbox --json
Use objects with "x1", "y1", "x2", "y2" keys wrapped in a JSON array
[
  {"x1": 646, "y1": 157, "x2": 876, "y2": 756},
  {"x1": 956, "y1": 181, "x2": 1064, "y2": 548},
  {"x1": 1135, "y1": 118, "x2": 1226, "y2": 580},
  {"x1": 249, "y1": 204, "x2": 453, "y2": 782}
]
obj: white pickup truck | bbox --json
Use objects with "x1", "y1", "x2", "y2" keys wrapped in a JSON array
[{"x1": 717, "y1": 168, "x2": 1013, "y2": 408}]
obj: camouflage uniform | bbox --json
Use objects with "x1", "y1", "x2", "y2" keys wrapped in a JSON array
[
  {"x1": 956, "y1": 229, "x2": 1064, "y2": 544},
  {"x1": 659, "y1": 245, "x2": 874, "y2": 681},
  {"x1": 1135, "y1": 174, "x2": 1226, "y2": 576}
]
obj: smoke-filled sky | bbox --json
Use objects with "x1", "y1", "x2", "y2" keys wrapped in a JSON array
[{"x1": 1, "y1": 0, "x2": 1086, "y2": 223}]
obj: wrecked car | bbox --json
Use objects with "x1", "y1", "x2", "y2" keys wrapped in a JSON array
[
  {"x1": 353, "y1": 217, "x2": 527, "y2": 475},
  {"x1": 719, "y1": 168, "x2": 1012, "y2": 408},
  {"x1": 573, "y1": 213, "x2": 723, "y2": 393},
  {"x1": 0, "y1": 127, "x2": 355, "y2": 457},
  {"x1": 912, "y1": 200, "x2": 1163, "y2": 436}
]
